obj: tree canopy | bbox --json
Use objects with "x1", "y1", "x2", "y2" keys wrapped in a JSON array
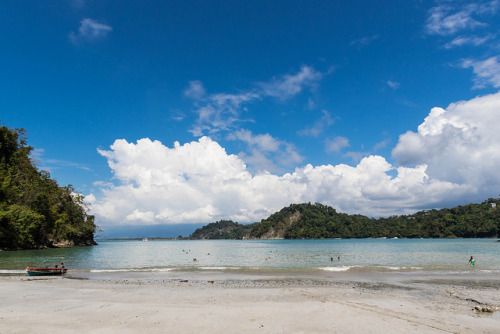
[
  {"x1": 189, "y1": 220, "x2": 253, "y2": 239},
  {"x1": 188, "y1": 200, "x2": 500, "y2": 240},
  {"x1": 0, "y1": 126, "x2": 96, "y2": 250}
]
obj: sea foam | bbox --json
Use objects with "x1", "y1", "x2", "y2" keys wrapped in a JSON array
[{"x1": 319, "y1": 266, "x2": 353, "y2": 272}]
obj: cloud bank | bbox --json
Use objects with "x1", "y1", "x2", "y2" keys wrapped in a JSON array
[{"x1": 88, "y1": 92, "x2": 500, "y2": 225}]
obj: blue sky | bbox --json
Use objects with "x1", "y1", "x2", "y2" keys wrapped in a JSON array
[{"x1": 2, "y1": 0, "x2": 500, "y2": 229}]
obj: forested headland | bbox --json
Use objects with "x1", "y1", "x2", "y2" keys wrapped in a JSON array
[
  {"x1": 0, "y1": 126, "x2": 96, "y2": 250},
  {"x1": 188, "y1": 200, "x2": 500, "y2": 240}
]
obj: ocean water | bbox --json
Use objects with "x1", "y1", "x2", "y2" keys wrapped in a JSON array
[{"x1": 1, "y1": 239, "x2": 499, "y2": 277}]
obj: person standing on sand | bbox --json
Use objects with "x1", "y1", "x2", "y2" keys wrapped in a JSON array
[{"x1": 468, "y1": 256, "x2": 476, "y2": 266}]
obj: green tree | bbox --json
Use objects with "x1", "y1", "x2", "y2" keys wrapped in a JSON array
[{"x1": 0, "y1": 126, "x2": 96, "y2": 249}]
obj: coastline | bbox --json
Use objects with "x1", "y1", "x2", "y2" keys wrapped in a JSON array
[{"x1": 1, "y1": 272, "x2": 499, "y2": 333}]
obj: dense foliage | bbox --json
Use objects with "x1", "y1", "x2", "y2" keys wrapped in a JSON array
[
  {"x1": 377, "y1": 200, "x2": 500, "y2": 238},
  {"x1": 189, "y1": 220, "x2": 253, "y2": 239},
  {"x1": 189, "y1": 200, "x2": 500, "y2": 239},
  {"x1": 0, "y1": 126, "x2": 96, "y2": 250}
]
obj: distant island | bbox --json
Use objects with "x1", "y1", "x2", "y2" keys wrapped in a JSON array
[
  {"x1": 187, "y1": 200, "x2": 500, "y2": 240},
  {"x1": 0, "y1": 126, "x2": 96, "y2": 250}
]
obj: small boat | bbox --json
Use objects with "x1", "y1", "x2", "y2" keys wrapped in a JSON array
[
  {"x1": 143, "y1": 238, "x2": 148, "y2": 242},
  {"x1": 25, "y1": 267, "x2": 67, "y2": 276}
]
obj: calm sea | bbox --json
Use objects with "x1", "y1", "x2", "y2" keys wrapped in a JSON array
[{"x1": 1, "y1": 239, "x2": 499, "y2": 277}]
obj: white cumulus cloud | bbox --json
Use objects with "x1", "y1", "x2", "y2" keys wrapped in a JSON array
[
  {"x1": 89, "y1": 136, "x2": 466, "y2": 225},
  {"x1": 393, "y1": 91, "x2": 500, "y2": 192},
  {"x1": 89, "y1": 92, "x2": 500, "y2": 226}
]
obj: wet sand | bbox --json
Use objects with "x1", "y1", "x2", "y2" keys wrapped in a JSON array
[{"x1": 1, "y1": 273, "x2": 499, "y2": 333}]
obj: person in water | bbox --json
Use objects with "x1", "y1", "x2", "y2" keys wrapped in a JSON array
[{"x1": 468, "y1": 256, "x2": 476, "y2": 266}]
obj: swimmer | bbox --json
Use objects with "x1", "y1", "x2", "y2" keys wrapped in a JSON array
[{"x1": 468, "y1": 256, "x2": 476, "y2": 266}]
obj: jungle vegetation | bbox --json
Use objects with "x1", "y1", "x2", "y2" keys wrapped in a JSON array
[
  {"x1": 189, "y1": 200, "x2": 500, "y2": 240},
  {"x1": 0, "y1": 126, "x2": 96, "y2": 250}
]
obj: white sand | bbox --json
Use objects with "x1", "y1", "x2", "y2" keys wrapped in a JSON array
[{"x1": 1, "y1": 276, "x2": 499, "y2": 333}]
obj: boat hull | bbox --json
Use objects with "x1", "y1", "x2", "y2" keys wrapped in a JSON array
[{"x1": 26, "y1": 267, "x2": 67, "y2": 276}]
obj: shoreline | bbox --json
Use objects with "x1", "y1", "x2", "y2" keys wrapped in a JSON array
[
  {"x1": 31, "y1": 266, "x2": 500, "y2": 285},
  {"x1": 1, "y1": 272, "x2": 499, "y2": 333}
]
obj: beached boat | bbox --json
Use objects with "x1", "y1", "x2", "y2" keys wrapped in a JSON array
[{"x1": 25, "y1": 267, "x2": 67, "y2": 276}]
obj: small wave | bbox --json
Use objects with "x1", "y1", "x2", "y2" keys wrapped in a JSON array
[
  {"x1": 383, "y1": 266, "x2": 424, "y2": 271},
  {"x1": 319, "y1": 266, "x2": 354, "y2": 272},
  {"x1": 319, "y1": 265, "x2": 426, "y2": 272},
  {"x1": 143, "y1": 268, "x2": 173, "y2": 272},
  {"x1": 478, "y1": 269, "x2": 500, "y2": 274},
  {"x1": 90, "y1": 268, "x2": 174, "y2": 273},
  {"x1": 142, "y1": 268, "x2": 173, "y2": 272},
  {"x1": 90, "y1": 269, "x2": 131, "y2": 273},
  {"x1": 198, "y1": 267, "x2": 241, "y2": 270},
  {"x1": 0, "y1": 269, "x2": 26, "y2": 274}
]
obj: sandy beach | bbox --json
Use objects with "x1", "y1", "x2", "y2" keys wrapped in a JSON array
[{"x1": 1, "y1": 273, "x2": 499, "y2": 334}]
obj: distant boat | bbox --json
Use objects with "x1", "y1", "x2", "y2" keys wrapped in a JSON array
[
  {"x1": 143, "y1": 238, "x2": 148, "y2": 242},
  {"x1": 25, "y1": 267, "x2": 67, "y2": 276}
]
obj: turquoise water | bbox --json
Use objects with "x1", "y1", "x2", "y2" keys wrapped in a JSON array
[{"x1": 1, "y1": 239, "x2": 499, "y2": 275}]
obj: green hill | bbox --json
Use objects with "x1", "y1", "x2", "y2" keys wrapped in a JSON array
[
  {"x1": 188, "y1": 200, "x2": 500, "y2": 240},
  {"x1": 188, "y1": 220, "x2": 253, "y2": 239},
  {"x1": 0, "y1": 126, "x2": 96, "y2": 250}
]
